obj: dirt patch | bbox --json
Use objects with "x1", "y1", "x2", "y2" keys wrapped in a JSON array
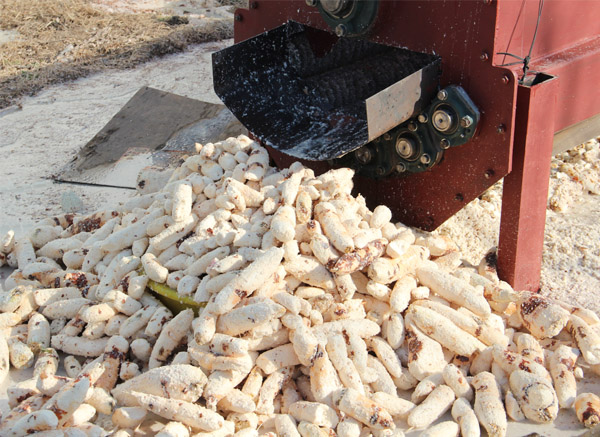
[
  {"x1": 216, "y1": 0, "x2": 249, "y2": 8},
  {"x1": 0, "y1": 0, "x2": 232, "y2": 109}
]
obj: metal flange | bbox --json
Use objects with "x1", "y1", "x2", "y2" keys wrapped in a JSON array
[{"x1": 314, "y1": 0, "x2": 379, "y2": 36}]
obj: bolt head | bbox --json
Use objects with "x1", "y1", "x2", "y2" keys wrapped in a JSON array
[
  {"x1": 497, "y1": 124, "x2": 506, "y2": 134},
  {"x1": 408, "y1": 122, "x2": 418, "y2": 132},
  {"x1": 437, "y1": 89, "x2": 448, "y2": 101},
  {"x1": 396, "y1": 163, "x2": 407, "y2": 173},
  {"x1": 355, "y1": 148, "x2": 372, "y2": 164},
  {"x1": 321, "y1": 0, "x2": 349, "y2": 14},
  {"x1": 480, "y1": 52, "x2": 489, "y2": 61},
  {"x1": 420, "y1": 154, "x2": 431, "y2": 165},
  {"x1": 376, "y1": 166, "x2": 386, "y2": 176},
  {"x1": 417, "y1": 114, "x2": 428, "y2": 123},
  {"x1": 460, "y1": 115, "x2": 473, "y2": 128},
  {"x1": 306, "y1": 0, "x2": 317, "y2": 6},
  {"x1": 440, "y1": 138, "x2": 450, "y2": 149},
  {"x1": 383, "y1": 132, "x2": 391, "y2": 141},
  {"x1": 335, "y1": 24, "x2": 347, "y2": 37},
  {"x1": 502, "y1": 75, "x2": 510, "y2": 84}
]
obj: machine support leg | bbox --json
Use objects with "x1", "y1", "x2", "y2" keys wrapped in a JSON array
[{"x1": 497, "y1": 75, "x2": 558, "y2": 292}]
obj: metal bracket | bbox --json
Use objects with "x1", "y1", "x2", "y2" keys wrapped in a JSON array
[
  {"x1": 332, "y1": 85, "x2": 480, "y2": 178},
  {"x1": 425, "y1": 85, "x2": 481, "y2": 150}
]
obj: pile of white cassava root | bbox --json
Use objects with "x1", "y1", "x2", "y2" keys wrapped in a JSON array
[{"x1": 0, "y1": 135, "x2": 599, "y2": 437}]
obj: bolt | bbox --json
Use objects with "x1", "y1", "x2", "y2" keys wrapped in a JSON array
[
  {"x1": 460, "y1": 115, "x2": 473, "y2": 128},
  {"x1": 355, "y1": 148, "x2": 372, "y2": 164},
  {"x1": 234, "y1": 13, "x2": 243, "y2": 21},
  {"x1": 497, "y1": 124, "x2": 506, "y2": 134},
  {"x1": 480, "y1": 51, "x2": 489, "y2": 61},
  {"x1": 250, "y1": 1, "x2": 258, "y2": 8},
  {"x1": 420, "y1": 154, "x2": 431, "y2": 165},
  {"x1": 418, "y1": 114, "x2": 428, "y2": 123},
  {"x1": 321, "y1": 0, "x2": 349, "y2": 14},
  {"x1": 335, "y1": 24, "x2": 347, "y2": 37},
  {"x1": 396, "y1": 162, "x2": 407, "y2": 173},
  {"x1": 408, "y1": 121, "x2": 418, "y2": 132},
  {"x1": 502, "y1": 75, "x2": 510, "y2": 84},
  {"x1": 383, "y1": 132, "x2": 391, "y2": 141},
  {"x1": 483, "y1": 0, "x2": 491, "y2": 4},
  {"x1": 306, "y1": 0, "x2": 317, "y2": 6},
  {"x1": 437, "y1": 89, "x2": 448, "y2": 101},
  {"x1": 484, "y1": 169, "x2": 494, "y2": 179},
  {"x1": 455, "y1": 193, "x2": 464, "y2": 201},
  {"x1": 440, "y1": 138, "x2": 450, "y2": 149},
  {"x1": 376, "y1": 166, "x2": 386, "y2": 176}
]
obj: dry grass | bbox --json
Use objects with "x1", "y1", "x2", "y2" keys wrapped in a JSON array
[{"x1": 0, "y1": 0, "x2": 232, "y2": 109}]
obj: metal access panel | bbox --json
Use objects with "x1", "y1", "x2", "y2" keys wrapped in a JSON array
[{"x1": 231, "y1": 0, "x2": 518, "y2": 231}]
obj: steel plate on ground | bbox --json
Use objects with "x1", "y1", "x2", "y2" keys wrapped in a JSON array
[{"x1": 56, "y1": 87, "x2": 245, "y2": 189}]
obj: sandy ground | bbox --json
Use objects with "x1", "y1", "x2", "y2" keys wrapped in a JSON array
[
  {"x1": 93, "y1": 0, "x2": 238, "y2": 14},
  {"x1": 437, "y1": 146, "x2": 600, "y2": 315},
  {"x1": 0, "y1": 40, "x2": 228, "y2": 238}
]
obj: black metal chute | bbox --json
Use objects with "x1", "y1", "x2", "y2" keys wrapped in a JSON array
[{"x1": 213, "y1": 21, "x2": 440, "y2": 161}]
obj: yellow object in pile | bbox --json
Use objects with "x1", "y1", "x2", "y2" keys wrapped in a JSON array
[{"x1": 139, "y1": 267, "x2": 205, "y2": 315}]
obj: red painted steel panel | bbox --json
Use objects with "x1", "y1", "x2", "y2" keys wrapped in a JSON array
[
  {"x1": 494, "y1": 0, "x2": 600, "y2": 133},
  {"x1": 233, "y1": 0, "x2": 517, "y2": 230},
  {"x1": 498, "y1": 76, "x2": 558, "y2": 291},
  {"x1": 495, "y1": 0, "x2": 600, "y2": 64},
  {"x1": 534, "y1": 35, "x2": 600, "y2": 132}
]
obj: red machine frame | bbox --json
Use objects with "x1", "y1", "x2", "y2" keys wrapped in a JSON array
[{"x1": 231, "y1": 0, "x2": 600, "y2": 291}]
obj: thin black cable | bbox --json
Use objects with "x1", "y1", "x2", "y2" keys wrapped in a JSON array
[
  {"x1": 497, "y1": 0, "x2": 545, "y2": 84},
  {"x1": 500, "y1": 0, "x2": 527, "y2": 67}
]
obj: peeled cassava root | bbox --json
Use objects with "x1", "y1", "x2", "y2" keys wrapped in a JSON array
[{"x1": 0, "y1": 135, "x2": 598, "y2": 436}]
